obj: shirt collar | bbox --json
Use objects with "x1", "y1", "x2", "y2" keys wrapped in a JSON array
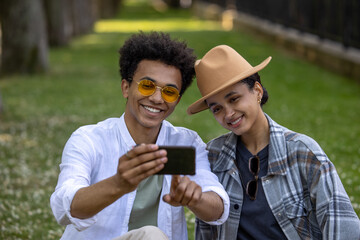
[
  {"x1": 265, "y1": 113, "x2": 288, "y2": 176},
  {"x1": 211, "y1": 132, "x2": 238, "y2": 172},
  {"x1": 119, "y1": 113, "x2": 136, "y2": 150}
]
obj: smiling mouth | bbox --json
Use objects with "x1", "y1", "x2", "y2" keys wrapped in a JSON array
[
  {"x1": 143, "y1": 105, "x2": 162, "y2": 113},
  {"x1": 228, "y1": 115, "x2": 243, "y2": 126}
]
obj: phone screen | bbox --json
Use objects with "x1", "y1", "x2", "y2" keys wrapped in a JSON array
[{"x1": 156, "y1": 146, "x2": 196, "y2": 175}]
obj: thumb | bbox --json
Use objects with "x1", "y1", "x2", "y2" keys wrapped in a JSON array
[
  {"x1": 163, "y1": 194, "x2": 171, "y2": 203},
  {"x1": 163, "y1": 193, "x2": 181, "y2": 206}
]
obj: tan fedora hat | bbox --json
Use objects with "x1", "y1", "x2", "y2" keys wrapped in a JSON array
[{"x1": 187, "y1": 45, "x2": 271, "y2": 115}]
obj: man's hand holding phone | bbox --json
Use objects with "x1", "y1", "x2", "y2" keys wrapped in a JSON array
[
  {"x1": 115, "y1": 144, "x2": 167, "y2": 194},
  {"x1": 115, "y1": 144, "x2": 197, "y2": 201}
]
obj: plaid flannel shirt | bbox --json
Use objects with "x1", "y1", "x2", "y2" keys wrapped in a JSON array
[{"x1": 196, "y1": 113, "x2": 360, "y2": 240}]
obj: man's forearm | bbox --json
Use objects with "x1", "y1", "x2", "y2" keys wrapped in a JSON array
[
  {"x1": 188, "y1": 191, "x2": 224, "y2": 222},
  {"x1": 70, "y1": 175, "x2": 125, "y2": 219}
]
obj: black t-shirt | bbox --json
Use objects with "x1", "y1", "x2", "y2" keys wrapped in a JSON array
[{"x1": 236, "y1": 138, "x2": 287, "y2": 240}]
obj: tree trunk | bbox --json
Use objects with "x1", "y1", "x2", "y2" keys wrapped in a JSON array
[
  {"x1": 43, "y1": 0, "x2": 73, "y2": 47},
  {"x1": 95, "y1": 0, "x2": 122, "y2": 19},
  {"x1": 71, "y1": 0, "x2": 96, "y2": 36},
  {"x1": 164, "y1": 0, "x2": 181, "y2": 8},
  {"x1": 0, "y1": 0, "x2": 49, "y2": 75},
  {"x1": 0, "y1": 90, "x2": 3, "y2": 116}
]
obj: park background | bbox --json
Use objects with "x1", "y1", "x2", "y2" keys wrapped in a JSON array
[{"x1": 0, "y1": 0, "x2": 359, "y2": 239}]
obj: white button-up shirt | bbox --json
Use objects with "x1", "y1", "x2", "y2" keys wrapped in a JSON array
[{"x1": 50, "y1": 114, "x2": 229, "y2": 240}]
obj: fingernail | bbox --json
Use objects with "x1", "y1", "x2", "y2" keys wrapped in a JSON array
[
  {"x1": 150, "y1": 144, "x2": 158, "y2": 150},
  {"x1": 159, "y1": 150, "x2": 167, "y2": 155}
]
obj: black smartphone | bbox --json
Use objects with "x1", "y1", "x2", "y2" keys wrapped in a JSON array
[{"x1": 156, "y1": 146, "x2": 196, "y2": 175}]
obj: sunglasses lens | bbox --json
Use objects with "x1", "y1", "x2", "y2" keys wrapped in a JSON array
[
  {"x1": 249, "y1": 156, "x2": 259, "y2": 175},
  {"x1": 138, "y1": 80, "x2": 156, "y2": 96},
  {"x1": 161, "y1": 87, "x2": 179, "y2": 103},
  {"x1": 247, "y1": 180, "x2": 258, "y2": 200},
  {"x1": 246, "y1": 155, "x2": 259, "y2": 200}
]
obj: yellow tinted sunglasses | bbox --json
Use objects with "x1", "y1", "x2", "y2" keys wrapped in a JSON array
[{"x1": 136, "y1": 79, "x2": 180, "y2": 103}]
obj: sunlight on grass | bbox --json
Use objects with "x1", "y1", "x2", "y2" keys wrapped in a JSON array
[{"x1": 95, "y1": 19, "x2": 222, "y2": 33}]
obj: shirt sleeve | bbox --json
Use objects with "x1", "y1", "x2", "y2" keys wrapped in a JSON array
[
  {"x1": 189, "y1": 133, "x2": 230, "y2": 225},
  {"x1": 303, "y1": 139, "x2": 360, "y2": 239},
  {"x1": 50, "y1": 130, "x2": 98, "y2": 231},
  {"x1": 312, "y1": 160, "x2": 360, "y2": 239}
]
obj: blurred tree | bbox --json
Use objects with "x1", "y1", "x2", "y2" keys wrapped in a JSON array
[
  {"x1": 0, "y1": 0, "x2": 122, "y2": 76},
  {"x1": 96, "y1": 0, "x2": 123, "y2": 19},
  {"x1": 44, "y1": 0, "x2": 73, "y2": 46},
  {"x1": 71, "y1": 0, "x2": 96, "y2": 36},
  {"x1": 0, "y1": 90, "x2": 3, "y2": 116},
  {"x1": 0, "y1": 0, "x2": 49, "y2": 75},
  {"x1": 164, "y1": 0, "x2": 180, "y2": 8}
]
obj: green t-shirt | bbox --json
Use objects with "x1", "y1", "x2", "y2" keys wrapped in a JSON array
[{"x1": 128, "y1": 175, "x2": 164, "y2": 230}]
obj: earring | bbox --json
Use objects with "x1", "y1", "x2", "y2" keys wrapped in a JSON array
[{"x1": 258, "y1": 96, "x2": 262, "y2": 104}]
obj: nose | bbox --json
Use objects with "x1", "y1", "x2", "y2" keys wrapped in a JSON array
[
  {"x1": 148, "y1": 87, "x2": 164, "y2": 103},
  {"x1": 224, "y1": 106, "x2": 235, "y2": 120}
]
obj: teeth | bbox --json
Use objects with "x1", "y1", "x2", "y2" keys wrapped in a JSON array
[
  {"x1": 144, "y1": 105, "x2": 161, "y2": 113},
  {"x1": 230, "y1": 117, "x2": 241, "y2": 125}
]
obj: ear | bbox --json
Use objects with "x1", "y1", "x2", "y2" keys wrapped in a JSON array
[
  {"x1": 254, "y1": 81, "x2": 263, "y2": 99},
  {"x1": 121, "y1": 79, "x2": 130, "y2": 98}
]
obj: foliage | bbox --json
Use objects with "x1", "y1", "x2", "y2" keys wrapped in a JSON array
[{"x1": 0, "y1": 0, "x2": 359, "y2": 239}]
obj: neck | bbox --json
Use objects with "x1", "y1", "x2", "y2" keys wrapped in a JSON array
[
  {"x1": 240, "y1": 112, "x2": 269, "y2": 155},
  {"x1": 124, "y1": 115, "x2": 160, "y2": 145}
]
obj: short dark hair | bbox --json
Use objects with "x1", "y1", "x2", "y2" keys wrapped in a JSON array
[
  {"x1": 242, "y1": 73, "x2": 269, "y2": 106},
  {"x1": 119, "y1": 31, "x2": 196, "y2": 96}
]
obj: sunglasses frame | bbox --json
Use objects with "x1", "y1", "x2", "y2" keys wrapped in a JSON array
[
  {"x1": 246, "y1": 156, "x2": 260, "y2": 200},
  {"x1": 135, "y1": 78, "x2": 180, "y2": 103}
]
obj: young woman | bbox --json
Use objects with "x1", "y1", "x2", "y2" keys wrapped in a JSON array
[{"x1": 187, "y1": 45, "x2": 360, "y2": 240}]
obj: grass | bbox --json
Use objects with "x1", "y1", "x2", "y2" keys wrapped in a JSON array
[{"x1": 0, "y1": 0, "x2": 359, "y2": 239}]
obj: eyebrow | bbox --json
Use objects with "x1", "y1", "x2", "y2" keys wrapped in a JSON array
[
  {"x1": 140, "y1": 76, "x2": 179, "y2": 89},
  {"x1": 208, "y1": 91, "x2": 237, "y2": 108}
]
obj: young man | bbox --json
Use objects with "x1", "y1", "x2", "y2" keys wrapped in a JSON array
[{"x1": 50, "y1": 32, "x2": 229, "y2": 240}]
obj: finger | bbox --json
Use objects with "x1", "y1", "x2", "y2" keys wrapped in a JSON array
[
  {"x1": 170, "y1": 176, "x2": 191, "y2": 202},
  {"x1": 124, "y1": 144, "x2": 159, "y2": 160},
  {"x1": 122, "y1": 155, "x2": 167, "y2": 180},
  {"x1": 162, "y1": 194, "x2": 181, "y2": 207},
  {"x1": 125, "y1": 150, "x2": 131, "y2": 159},
  {"x1": 120, "y1": 147, "x2": 167, "y2": 171},
  {"x1": 129, "y1": 159, "x2": 167, "y2": 183},
  {"x1": 117, "y1": 147, "x2": 167, "y2": 186},
  {"x1": 170, "y1": 175, "x2": 181, "y2": 196},
  {"x1": 180, "y1": 181, "x2": 197, "y2": 206},
  {"x1": 186, "y1": 185, "x2": 202, "y2": 207}
]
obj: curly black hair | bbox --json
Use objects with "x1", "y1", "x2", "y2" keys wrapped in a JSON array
[{"x1": 119, "y1": 31, "x2": 196, "y2": 96}]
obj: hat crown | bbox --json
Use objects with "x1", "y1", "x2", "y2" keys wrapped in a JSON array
[
  {"x1": 195, "y1": 45, "x2": 253, "y2": 96},
  {"x1": 187, "y1": 45, "x2": 271, "y2": 115}
]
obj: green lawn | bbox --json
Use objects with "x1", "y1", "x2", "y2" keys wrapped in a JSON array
[{"x1": 0, "y1": 0, "x2": 359, "y2": 239}]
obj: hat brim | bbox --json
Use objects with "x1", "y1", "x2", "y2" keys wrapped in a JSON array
[{"x1": 187, "y1": 56, "x2": 271, "y2": 115}]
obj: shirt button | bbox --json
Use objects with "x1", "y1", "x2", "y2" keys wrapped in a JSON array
[
  {"x1": 234, "y1": 204, "x2": 239, "y2": 210},
  {"x1": 277, "y1": 213, "x2": 282, "y2": 217}
]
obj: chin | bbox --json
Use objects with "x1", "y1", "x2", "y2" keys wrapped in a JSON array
[{"x1": 140, "y1": 117, "x2": 164, "y2": 129}]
